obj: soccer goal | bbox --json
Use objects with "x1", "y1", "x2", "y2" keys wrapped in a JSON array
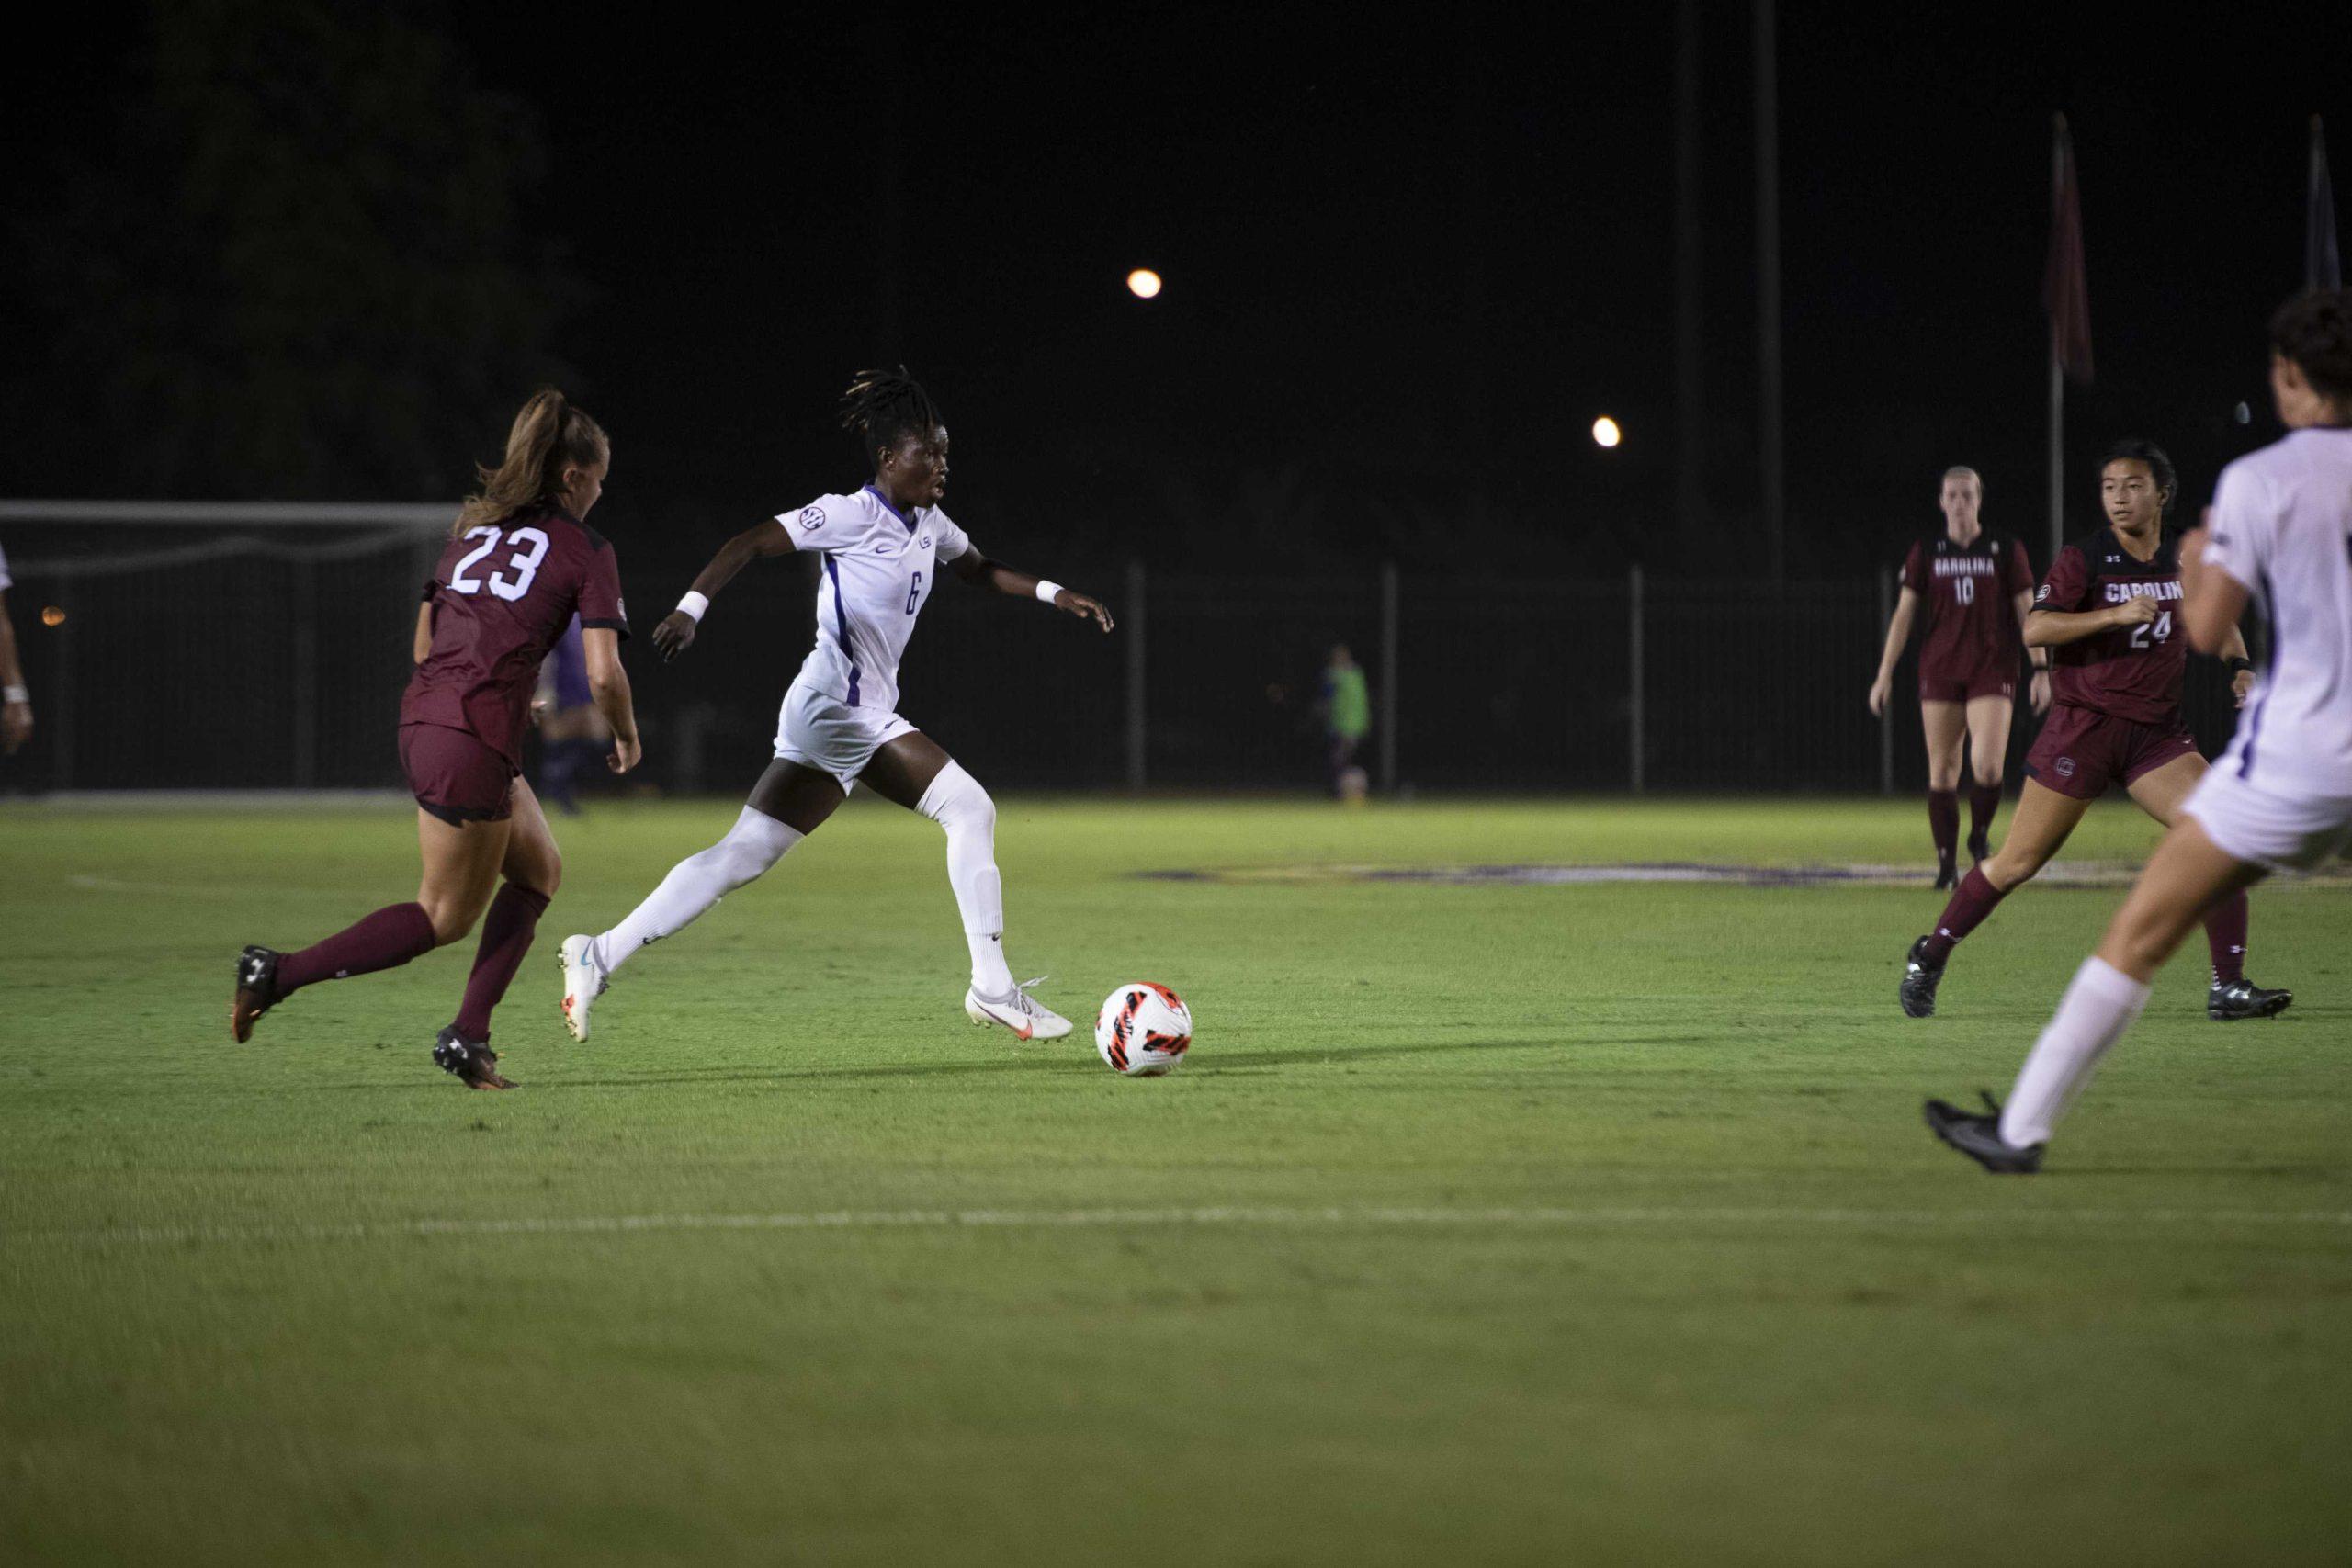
[{"x1": 0, "y1": 501, "x2": 453, "y2": 793}]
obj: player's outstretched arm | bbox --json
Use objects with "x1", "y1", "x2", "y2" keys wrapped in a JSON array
[
  {"x1": 949, "y1": 551, "x2": 1114, "y2": 633},
  {"x1": 582, "y1": 627, "x2": 641, "y2": 774},
  {"x1": 1867, "y1": 587, "x2": 1918, "y2": 716},
  {"x1": 651, "y1": 521, "x2": 799, "y2": 662}
]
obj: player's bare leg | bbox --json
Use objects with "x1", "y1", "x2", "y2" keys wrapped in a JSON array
[
  {"x1": 2125, "y1": 754, "x2": 2288, "y2": 1019},
  {"x1": 231, "y1": 806, "x2": 506, "y2": 1044},
  {"x1": 1928, "y1": 818, "x2": 2269, "y2": 1171},
  {"x1": 861, "y1": 732, "x2": 1071, "y2": 1041},
  {"x1": 562, "y1": 761, "x2": 839, "y2": 1040},
  {"x1": 1962, "y1": 694, "x2": 2013, "y2": 865},
  {"x1": 1901, "y1": 780, "x2": 2090, "y2": 1017},
  {"x1": 1920, "y1": 699, "x2": 1967, "y2": 887}
]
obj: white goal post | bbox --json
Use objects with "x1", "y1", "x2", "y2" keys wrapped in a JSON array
[{"x1": 0, "y1": 500, "x2": 456, "y2": 792}]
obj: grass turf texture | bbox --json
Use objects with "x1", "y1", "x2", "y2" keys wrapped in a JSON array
[{"x1": 3, "y1": 796, "x2": 2347, "y2": 1566}]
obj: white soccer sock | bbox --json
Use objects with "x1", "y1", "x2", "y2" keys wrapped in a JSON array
[
  {"x1": 589, "y1": 807, "x2": 802, "y2": 976},
  {"x1": 1999, "y1": 956, "x2": 2153, "y2": 1148},
  {"x1": 917, "y1": 761, "x2": 1015, "y2": 996}
]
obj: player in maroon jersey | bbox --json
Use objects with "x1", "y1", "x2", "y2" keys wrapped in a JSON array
[
  {"x1": 1898, "y1": 439, "x2": 2290, "y2": 1022},
  {"x1": 228, "y1": 389, "x2": 643, "y2": 1088},
  {"x1": 1869, "y1": 467, "x2": 2047, "y2": 888}
]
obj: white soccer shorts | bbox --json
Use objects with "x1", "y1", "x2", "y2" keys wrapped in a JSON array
[
  {"x1": 772, "y1": 678, "x2": 917, "y2": 790},
  {"x1": 2182, "y1": 764, "x2": 2352, "y2": 874}
]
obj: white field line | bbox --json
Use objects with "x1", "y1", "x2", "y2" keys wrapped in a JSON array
[{"x1": 11, "y1": 1204, "x2": 2352, "y2": 1248}]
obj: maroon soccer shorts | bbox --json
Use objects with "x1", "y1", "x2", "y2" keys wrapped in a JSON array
[
  {"x1": 1918, "y1": 667, "x2": 2013, "y2": 705},
  {"x1": 2024, "y1": 704, "x2": 2199, "y2": 800},
  {"x1": 399, "y1": 723, "x2": 516, "y2": 825},
  {"x1": 1918, "y1": 660, "x2": 2017, "y2": 704}
]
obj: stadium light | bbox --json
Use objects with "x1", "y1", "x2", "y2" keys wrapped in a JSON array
[
  {"x1": 1591, "y1": 416, "x2": 1623, "y2": 448},
  {"x1": 40, "y1": 605, "x2": 66, "y2": 626},
  {"x1": 1126, "y1": 268, "x2": 1163, "y2": 299}
]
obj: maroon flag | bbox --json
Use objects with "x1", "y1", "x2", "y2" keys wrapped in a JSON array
[
  {"x1": 2045, "y1": 115, "x2": 2093, "y2": 383},
  {"x1": 2311, "y1": 116, "x2": 2341, "y2": 291}
]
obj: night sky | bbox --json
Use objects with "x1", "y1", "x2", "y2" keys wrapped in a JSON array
[{"x1": 17, "y1": 5, "x2": 2351, "y2": 579}]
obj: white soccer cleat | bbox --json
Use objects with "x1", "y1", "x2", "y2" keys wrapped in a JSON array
[
  {"x1": 558, "y1": 934, "x2": 607, "y2": 1042},
  {"x1": 964, "y1": 975, "x2": 1072, "y2": 1042}
]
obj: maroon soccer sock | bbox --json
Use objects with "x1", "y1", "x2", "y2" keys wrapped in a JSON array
[
  {"x1": 1928, "y1": 790, "x2": 1960, "y2": 863},
  {"x1": 1967, "y1": 784, "x2": 2002, "y2": 851},
  {"x1": 1922, "y1": 866, "x2": 2007, "y2": 964},
  {"x1": 277, "y1": 902, "x2": 439, "y2": 994},
  {"x1": 2203, "y1": 890, "x2": 2249, "y2": 986},
  {"x1": 452, "y1": 884, "x2": 551, "y2": 1041}
]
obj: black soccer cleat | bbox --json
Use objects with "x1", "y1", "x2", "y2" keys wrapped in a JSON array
[
  {"x1": 1900, "y1": 935, "x2": 1946, "y2": 1019},
  {"x1": 231, "y1": 945, "x2": 283, "y2": 1043},
  {"x1": 1933, "y1": 855, "x2": 1957, "y2": 892},
  {"x1": 2209, "y1": 978, "x2": 2293, "y2": 1021},
  {"x1": 1923, "y1": 1090, "x2": 2043, "y2": 1174},
  {"x1": 433, "y1": 1026, "x2": 514, "y2": 1090}
]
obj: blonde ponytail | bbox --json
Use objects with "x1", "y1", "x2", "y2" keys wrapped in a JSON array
[{"x1": 456, "y1": 388, "x2": 607, "y2": 533}]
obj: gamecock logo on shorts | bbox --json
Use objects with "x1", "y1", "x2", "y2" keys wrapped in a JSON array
[{"x1": 2055, "y1": 757, "x2": 2076, "y2": 778}]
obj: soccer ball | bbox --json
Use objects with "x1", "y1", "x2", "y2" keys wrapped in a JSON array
[{"x1": 1094, "y1": 983, "x2": 1193, "y2": 1076}]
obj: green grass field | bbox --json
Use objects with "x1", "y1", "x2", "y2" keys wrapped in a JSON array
[{"x1": 3, "y1": 795, "x2": 2347, "y2": 1565}]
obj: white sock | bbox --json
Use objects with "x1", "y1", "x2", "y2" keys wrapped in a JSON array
[
  {"x1": 916, "y1": 761, "x2": 1015, "y2": 996},
  {"x1": 589, "y1": 807, "x2": 802, "y2": 976},
  {"x1": 2000, "y1": 956, "x2": 2152, "y2": 1147}
]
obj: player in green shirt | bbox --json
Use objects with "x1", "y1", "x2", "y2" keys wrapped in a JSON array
[{"x1": 1320, "y1": 644, "x2": 1370, "y2": 795}]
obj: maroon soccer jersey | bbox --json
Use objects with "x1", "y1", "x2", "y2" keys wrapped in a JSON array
[
  {"x1": 2031, "y1": 528, "x2": 2185, "y2": 726},
  {"x1": 1901, "y1": 532, "x2": 2033, "y2": 684},
  {"x1": 400, "y1": 506, "x2": 627, "y2": 764}
]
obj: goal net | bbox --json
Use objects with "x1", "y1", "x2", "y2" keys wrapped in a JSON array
[{"x1": 0, "y1": 501, "x2": 453, "y2": 792}]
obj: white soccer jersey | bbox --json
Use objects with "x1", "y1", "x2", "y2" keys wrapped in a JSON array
[
  {"x1": 775, "y1": 485, "x2": 974, "y2": 714},
  {"x1": 2203, "y1": 427, "x2": 2352, "y2": 797}
]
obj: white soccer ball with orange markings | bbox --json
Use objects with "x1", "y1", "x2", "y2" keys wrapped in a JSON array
[{"x1": 1094, "y1": 983, "x2": 1193, "y2": 1076}]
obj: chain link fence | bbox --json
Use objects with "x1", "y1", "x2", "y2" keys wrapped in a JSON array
[{"x1": 0, "y1": 508, "x2": 2253, "y2": 797}]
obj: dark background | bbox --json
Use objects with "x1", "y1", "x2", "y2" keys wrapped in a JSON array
[{"x1": 6, "y1": 3, "x2": 2346, "y2": 583}]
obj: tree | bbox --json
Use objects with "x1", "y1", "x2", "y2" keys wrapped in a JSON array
[{"x1": 9, "y1": 0, "x2": 580, "y2": 498}]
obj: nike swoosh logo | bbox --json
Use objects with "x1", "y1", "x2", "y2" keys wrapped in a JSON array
[{"x1": 981, "y1": 999, "x2": 1034, "y2": 1041}]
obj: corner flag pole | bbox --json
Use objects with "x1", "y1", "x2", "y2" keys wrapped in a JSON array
[
  {"x1": 2311, "y1": 116, "x2": 2342, "y2": 292},
  {"x1": 2044, "y1": 114, "x2": 2093, "y2": 563}
]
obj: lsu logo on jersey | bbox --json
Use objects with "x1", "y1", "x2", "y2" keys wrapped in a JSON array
[{"x1": 797, "y1": 505, "x2": 825, "y2": 531}]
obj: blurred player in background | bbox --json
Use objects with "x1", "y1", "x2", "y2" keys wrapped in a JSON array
[
  {"x1": 558, "y1": 368, "x2": 1113, "y2": 1044},
  {"x1": 0, "y1": 537, "x2": 30, "y2": 755},
  {"x1": 1869, "y1": 468, "x2": 2045, "y2": 888},
  {"x1": 1928, "y1": 291, "x2": 2352, "y2": 1170},
  {"x1": 1319, "y1": 643, "x2": 1370, "y2": 798},
  {"x1": 1899, "y1": 438, "x2": 2290, "y2": 1023},
  {"x1": 535, "y1": 615, "x2": 611, "y2": 814},
  {"x1": 231, "y1": 389, "x2": 641, "y2": 1089}
]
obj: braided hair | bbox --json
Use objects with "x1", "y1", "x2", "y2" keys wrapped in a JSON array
[{"x1": 839, "y1": 367, "x2": 944, "y2": 466}]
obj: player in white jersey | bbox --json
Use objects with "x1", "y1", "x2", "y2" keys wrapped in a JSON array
[
  {"x1": 1927, "y1": 289, "x2": 2352, "y2": 1171},
  {"x1": 557, "y1": 369, "x2": 1113, "y2": 1042}
]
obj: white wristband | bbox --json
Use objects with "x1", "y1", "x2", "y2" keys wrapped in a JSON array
[
  {"x1": 1034, "y1": 580, "x2": 1065, "y2": 606},
  {"x1": 676, "y1": 591, "x2": 710, "y2": 624},
  {"x1": 2, "y1": 685, "x2": 27, "y2": 705}
]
